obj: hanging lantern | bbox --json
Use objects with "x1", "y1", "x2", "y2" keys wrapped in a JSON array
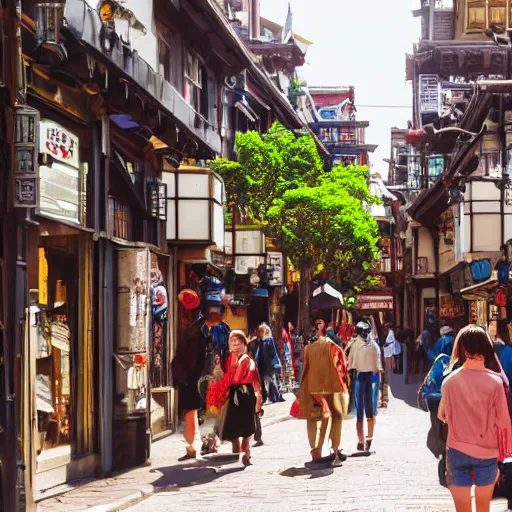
[
  {"x1": 149, "y1": 181, "x2": 167, "y2": 221},
  {"x1": 13, "y1": 106, "x2": 39, "y2": 208},
  {"x1": 505, "y1": 176, "x2": 512, "y2": 206},
  {"x1": 34, "y1": 2, "x2": 65, "y2": 46}
]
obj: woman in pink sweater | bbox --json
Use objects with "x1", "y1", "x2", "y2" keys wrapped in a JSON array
[{"x1": 439, "y1": 324, "x2": 512, "y2": 512}]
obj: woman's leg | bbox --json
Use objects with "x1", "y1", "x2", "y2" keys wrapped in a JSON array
[
  {"x1": 183, "y1": 409, "x2": 199, "y2": 456},
  {"x1": 474, "y1": 482, "x2": 497, "y2": 512},
  {"x1": 448, "y1": 486, "x2": 472, "y2": 512},
  {"x1": 241, "y1": 437, "x2": 251, "y2": 465}
]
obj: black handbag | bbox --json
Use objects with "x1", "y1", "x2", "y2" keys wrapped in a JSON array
[{"x1": 438, "y1": 456, "x2": 448, "y2": 488}]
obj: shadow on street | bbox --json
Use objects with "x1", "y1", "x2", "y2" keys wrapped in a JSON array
[
  {"x1": 280, "y1": 466, "x2": 334, "y2": 479},
  {"x1": 149, "y1": 461, "x2": 246, "y2": 490},
  {"x1": 388, "y1": 372, "x2": 423, "y2": 409}
]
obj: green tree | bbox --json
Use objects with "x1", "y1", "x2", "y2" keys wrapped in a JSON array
[
  {"x1": 212, "y1": 125, "x2": 379, "y2": 333},
  {"x1": 211, "y1": 122, "x2": 323, "y2": 220},
  {"x1": 267, "y1": 165, "x2": 379, "y2": 330}
]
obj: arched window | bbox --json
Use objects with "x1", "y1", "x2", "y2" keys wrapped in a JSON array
[{"x1": 466, "y1": 0, "x2": 508, "y2": 31}]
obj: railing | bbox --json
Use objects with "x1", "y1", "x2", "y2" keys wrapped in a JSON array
[{"x1": 64, "y1": 0, "x2": 222, "y2": 154}]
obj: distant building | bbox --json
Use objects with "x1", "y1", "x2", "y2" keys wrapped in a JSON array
[{"x1": 307, "y1": 86, "x2": 378, "y2": 167}]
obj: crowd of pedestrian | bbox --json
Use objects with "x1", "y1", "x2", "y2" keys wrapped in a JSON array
[{"x1": 172, "y1": 304, "x2": 512, "y2": 510}]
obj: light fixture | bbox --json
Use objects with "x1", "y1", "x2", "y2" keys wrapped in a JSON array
[
  {"x1": 149, "y1": 181, "x2": 167, "y2": 221},
  {"x1": 161, "y1": 165, "x2": 225, "y2": 248},
  {"x1": 34, "y1": 2, "x2": 65, "y2": 47},
  {"x1": 505, "y1": 176, "x2": 512, "y2": 206},
  {"x1": 13, "y1": 106, "x2": 39, "y2": 208}
]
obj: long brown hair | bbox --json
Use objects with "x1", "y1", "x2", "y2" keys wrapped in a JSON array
[{"x1": 450, "y1": 324, "x2": 500, "y2": 373}]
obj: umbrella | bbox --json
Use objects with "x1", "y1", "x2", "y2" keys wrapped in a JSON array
[{"x1": 311, "y1": 283, "x2": 344, "y2": 310}]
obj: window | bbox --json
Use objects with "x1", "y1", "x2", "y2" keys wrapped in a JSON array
[
  {"x1": 108, "y1": 196, "x2": 132, "y2": 240},
  {"x1": 474, "y1": 152, "x2": 502, "y2": 177},
  {"x1": 158, "y1": 39, "x2": 170, "y2": 82},
  {"x1": 467, "y1": 0, "x2": 509, "y2": 31},
  {"x1": 184, "y1": 51, "x2": 201, "y2": 112}
]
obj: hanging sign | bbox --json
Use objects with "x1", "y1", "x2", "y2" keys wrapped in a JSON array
[
  {"x1": 356, "y1": 294, "x2": 394, "y2": 310},
  {"x1": 440, "y1": 295, "x2": 465, "y2": 319},
  {"x1": 267, "y1": 252, "x2": 284, "y2": 286},
  {"x1": 39, "y1": 120, "x2": 81, "y2": 223},
  {"x1": 40, "y1": 120, "x2": 80, "y2": 169}
]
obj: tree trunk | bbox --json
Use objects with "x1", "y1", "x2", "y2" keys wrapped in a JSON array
[{"x1": 298, "y1": 263, "x2": 312, "y2": 336}]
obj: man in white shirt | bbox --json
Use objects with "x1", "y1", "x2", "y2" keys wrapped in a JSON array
[{"x1": 349, "y1": 321, "x2": 380, "y2": 452}]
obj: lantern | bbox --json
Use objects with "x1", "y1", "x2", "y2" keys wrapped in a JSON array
[
  {"x1": 161, "y1": 166, "x2": 225, "y2": 248},
  {"x1": 505, "y1": 176, "x2": 512, "y2": 207},
  {"x1": 149, "y1": 181, "x2": 167, "y2": 221},
  {"x1": 13, "y1": 106, "x2": 39, "y2": 208},
  {"x1": 34, "y1": 2, "x2": 65, "y2": 47}
]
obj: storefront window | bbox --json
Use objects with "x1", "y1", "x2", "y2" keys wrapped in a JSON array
[{"x1": 36, "y1": 245, "x2": 77, "y2": 459}]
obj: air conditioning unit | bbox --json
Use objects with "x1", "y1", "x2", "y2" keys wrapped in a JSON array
[{"x1": 419, "y1": 74, "x2": 441, "y2": 115}]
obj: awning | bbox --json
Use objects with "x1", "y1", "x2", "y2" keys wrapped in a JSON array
[
  {"x1": 311, "y1": 283, "x2": 344, "y2": 310},
  {"x1": 461, "y1": 271, "x2": 499, "y2": 301}
]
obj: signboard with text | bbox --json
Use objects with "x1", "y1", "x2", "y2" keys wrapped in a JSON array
[
  {"x1": 356, "y1": 294, "x2": 394, "y2": 311},
  {"x1": 39, "y1": 120, "x2": 81, "y2": 223}
]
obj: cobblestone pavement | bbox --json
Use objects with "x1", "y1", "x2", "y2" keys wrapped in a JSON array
[
  {"x1": 38, "y1": 375, "x2": 510, "y2": 512},
  {"x1": 126, "y1": 374, "x2": 469, "y2": 512}
]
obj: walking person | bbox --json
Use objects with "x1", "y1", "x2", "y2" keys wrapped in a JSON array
[
  {"x1": 492, "y1": 320, "x2": 512, "y2": 385},
  {"x1": 255, "y1": 323, "x2": 284, "y2": 403},
  {"x1": 383, "y1": 322, "x2": 395, "y2": 374},
  {"x1": 300, "y1": 333, "x2": 349, "y2": 466},
  {"x1": 209, "y1": 330, "x2": 262, "y2": 466},
  {"x1": 348, "y1": 320, "x2": 380, "y2": 452},
  {"x1": 439, "y1": 325, "x2": 512, "y2": 512}
]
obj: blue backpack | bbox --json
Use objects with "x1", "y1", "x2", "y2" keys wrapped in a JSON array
[{"x1": 470, "y1": 259, "x2": 492, "y2": 282}]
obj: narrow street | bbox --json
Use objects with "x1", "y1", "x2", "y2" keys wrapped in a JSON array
[{"x1": 127, "y1": 375, "x2": 451, "y2": 512}]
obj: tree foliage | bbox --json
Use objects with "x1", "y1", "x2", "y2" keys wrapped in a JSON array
[
  {"x1": 211, "y1": 122, "x2": 324, "y2": 220},
  {"x1": 211, "y1": 123, "x2": 380, "y2": 295}
]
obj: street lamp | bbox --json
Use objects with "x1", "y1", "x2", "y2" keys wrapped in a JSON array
[{"x1": 34, "y1": 1, "x2": 67, "y2": 60}]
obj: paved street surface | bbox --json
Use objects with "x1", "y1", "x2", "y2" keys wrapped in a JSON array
[
  {"x1": 38, "y1": 375, "x2": 510, "y2": 512},
  {"x1": 128, "y1": 374, "x2": 457, "y2": 512}
]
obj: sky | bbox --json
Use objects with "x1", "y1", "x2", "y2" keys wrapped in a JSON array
[{"x1": 259, "y1": 0, "x2": 421, "y2": 176}]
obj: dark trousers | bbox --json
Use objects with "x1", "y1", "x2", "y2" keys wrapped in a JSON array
[{"x1": 357, "y1": 371, "x2": 374, "y2": 422}]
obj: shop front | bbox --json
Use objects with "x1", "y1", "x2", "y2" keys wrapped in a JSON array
[{"x1": 20, "y1": 112, "x2": 96, "y2": 496}]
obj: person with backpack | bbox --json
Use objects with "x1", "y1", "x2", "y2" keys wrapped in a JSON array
[
  {"x1": 438, "y1": 325, "x2": 512, "y2": 512},
  {"x1": 428, "y1": 325, "x2": 456, "y2": 364},
  {"x1": 492, "y1": 320, "x2": 512, "y2": 385}
]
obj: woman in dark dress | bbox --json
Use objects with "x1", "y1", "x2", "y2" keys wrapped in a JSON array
[{"x1": 208, "y1": 330, "x2": 262, "y2": 465}]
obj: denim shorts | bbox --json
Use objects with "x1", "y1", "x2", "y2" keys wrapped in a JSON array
[{"x1": 446, "y1": 447, "x2": 498, "y2": 487}]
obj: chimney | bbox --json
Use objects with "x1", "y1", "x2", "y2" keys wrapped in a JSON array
[{"x1": 248, "y1": 0, "x2": 260, "y2": 40}]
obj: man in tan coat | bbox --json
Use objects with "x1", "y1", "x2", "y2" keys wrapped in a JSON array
[{"x1": 300, "y1": 335, "x2": 348, "y2": 465}]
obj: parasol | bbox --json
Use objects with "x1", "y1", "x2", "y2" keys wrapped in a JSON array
[{"x1": 311, "y1": 283, "x2": 344, "y2": 310}]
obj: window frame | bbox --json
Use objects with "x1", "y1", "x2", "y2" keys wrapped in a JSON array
[
  {"x1": 466, "y1": 0, "x2": 510, "y2": 32},
  {"x1": 158, "y1": 38, "x2": 171, "y2": 82}
]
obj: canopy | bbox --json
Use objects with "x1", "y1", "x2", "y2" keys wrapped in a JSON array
[
  {"x1": 311, "y1": 283, "x2": 344, "y2": 310},
  {"x1": 461, "y1": 271, "x2": 500, "y2": 301}
]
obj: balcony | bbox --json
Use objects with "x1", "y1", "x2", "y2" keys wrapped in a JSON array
[{"x1": 64, "y1": 0, "x2": 221, "y2": 154}]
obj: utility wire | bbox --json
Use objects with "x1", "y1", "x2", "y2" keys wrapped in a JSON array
[{"x1": 356, "y1": 105, "x2": 412, "y2": 108}]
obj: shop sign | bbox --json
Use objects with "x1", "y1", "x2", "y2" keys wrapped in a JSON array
[
  {"x1": 267, "y1": 252, "x2": 284, "y2": 286},
  {"x1": 440, "y1": 295, "x2": 465, "y2": 319},
  {"x1": 356, "y1": 294, "x2": 393, "y2": 310},
  {"x1": 39, "y1": 120, "x2": 81, "y2": 223},
  {"x1": 40, "y1": 120, "x2": 79, "y2": 169}
]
